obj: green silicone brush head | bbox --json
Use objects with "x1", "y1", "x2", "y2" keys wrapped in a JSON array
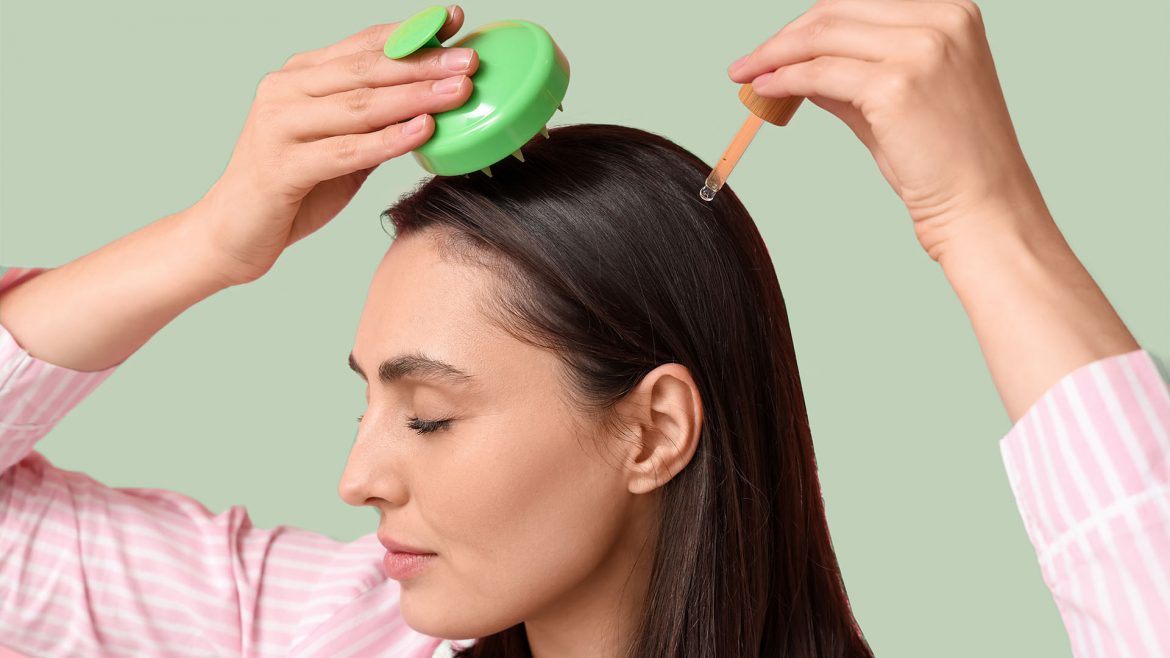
[{"x1": 383, "y1": 5, "x2": 570, "y2": 177}]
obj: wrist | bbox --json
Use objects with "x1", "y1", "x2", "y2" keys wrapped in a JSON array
[
  {"x1": 935, "y1": 197, "x2": 1052, "y2": 274},
  {"x1": 177, "y1": 193, "x2": 261, "y2": 289},
  {"x1": 932, "y1": 195, "x2": 1139, "y2": 421}
]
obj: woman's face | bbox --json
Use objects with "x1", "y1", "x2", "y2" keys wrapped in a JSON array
[{"x1": 338, "y1": 229, "x2": 655, "y2": 640}]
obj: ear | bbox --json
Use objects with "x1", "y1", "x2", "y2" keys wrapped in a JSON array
[{"x1": 614, "y1": 363, "x2": 704, "y2": 495}]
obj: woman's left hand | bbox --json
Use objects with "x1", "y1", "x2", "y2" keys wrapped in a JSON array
[{"x1": 728, "y1": 0, "x2": 1043, "y2": 261}]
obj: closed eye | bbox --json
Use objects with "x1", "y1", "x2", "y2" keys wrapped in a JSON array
[
  {"x1": 356, "y1": 415, "x2": 452, "y2": 435},
  {"x1": 406, "y1": 416, "x2": 452, "y2": 434}
]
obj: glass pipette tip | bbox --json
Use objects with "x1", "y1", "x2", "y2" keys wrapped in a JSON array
[{"x1": 699, "y1": 111, "x2": 765, "y2": 202}]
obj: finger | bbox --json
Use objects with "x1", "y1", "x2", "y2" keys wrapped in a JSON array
[
  {"x1": 749, "y1": 55, "x2": 875, "y2": 108},
  {"x1": 435, "y1": 4, "x2": 465, "y2": 42},
  {"x1": 808, "y1": 0, "x2": 977, "y2": 30},
  {"x1": 290, "y1": 45, "x2": 478, "y2": 98},
  {"x1": 728, "y1": 0, "x2": 972, "y2": 81},
  {"x1": 730, "y1": 19, "x2": 924, "y2": 83},
  {"x1": 283, "y1": 5, "x2": 465, "y2": 71},
  {"x1": 283, "y1": 76, "x2": 472, "y2": 142},
  {"x1": 288, "y1": 114, "x2": 435, "y2": 186}
]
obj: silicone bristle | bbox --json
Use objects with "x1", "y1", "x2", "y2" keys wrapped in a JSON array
[
  {"x1": 540, "y1": 126, "x2": 550, "y2": 139},
  {"x1": 557, "y1": 103, "x2": 563, "y2": 112},
  {"x1": 480, "y1": 166, "x2": 493, "y2": 177},
  {"x1": 511, "y1": 149, "x2": 525, "y2": 163}
]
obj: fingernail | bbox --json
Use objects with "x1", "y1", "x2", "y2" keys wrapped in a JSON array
[
  {"x1": 433, "y1": 75, "x2": 465, "y2": 93},
  {"x1": 403, "y1": 114, "x2": 426, "y2": 134},
  {"x1": 442, "y1": 49, "x2": 473, "y2": 71},
  {"x1": 730, "y1": 54, "x2": 750, "y2": 70}
]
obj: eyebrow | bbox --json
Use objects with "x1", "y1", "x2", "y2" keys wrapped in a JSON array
[{"x1": 347, "y1": 350, "x2": 479, "y2": 389}]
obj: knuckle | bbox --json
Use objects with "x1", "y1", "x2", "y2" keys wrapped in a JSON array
[
  {"x1": 381, "y1": 125, "x2": 402, "y2": 152},
  {"x1": 778, "y1": 12, "x2": 808, "y2": 38},
  {"x1": 804, "y1": 15, "x2": 834, "y2": 43},
  {"x1": 939, "y1": 2, "x2": 975, "y2": 36},
  {"x1": 359, "y1": 24, "x2": 387, "y2": 52},
  {"x1": 257, "y1": 71, "x2": 285, "y2": 96},
  {"x1": 774, "y1": 17, "x2": 796, "y2": 39},
  {"x1": 878, "y1": 70, "x2": 914, "y2": 105},
  {"x1": 912, "y1": 29, "x2": 948, "y2": 62},
  {"x1": 955, "y1": 0, "x2": 984, "y2": 25},
  {"x1": 343, "y1": 86, "x2": 376, "y2": 116},
  {"x1": 346, "y1": 50, "x2": 383, "y2": 82},
  {"x1": 413, "y1": 53, "x2": 434, "y2": 79},
  {"x1": 334, "y1": 133, "x2": 361, "y2": 163},
  {"x1": 282, "y1": 51, "x2": 306, "y2": 70}
]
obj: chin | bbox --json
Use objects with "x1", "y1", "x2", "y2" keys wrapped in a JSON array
[{"x1": 400, "y1": 587, "x2": 521, "y2": 641}]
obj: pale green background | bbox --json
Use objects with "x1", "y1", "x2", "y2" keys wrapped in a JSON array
[{"x1": 1, "y1": 1, "x2": 1167, "y2": 656}]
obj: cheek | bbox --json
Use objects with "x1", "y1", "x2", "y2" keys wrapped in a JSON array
[{"x1": 408, "y1": 409, "x2": 628, "y2": 630}]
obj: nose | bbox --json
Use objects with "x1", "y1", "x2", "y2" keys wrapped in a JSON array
[{"x1": 337, "y1": 425, "x2": 410, "y2": 508}]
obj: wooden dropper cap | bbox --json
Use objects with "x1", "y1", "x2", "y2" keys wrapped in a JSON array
[
  {"x1": 737, "y1": 82, "x2": 804, "y2": 125},
  {"x1": 699, "y1": 84, "x2": 805, "y2": 200}
]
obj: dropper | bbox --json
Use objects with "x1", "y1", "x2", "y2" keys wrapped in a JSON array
[{"x1": 700, "y1": 84, "x2": 805, "y2": 201}]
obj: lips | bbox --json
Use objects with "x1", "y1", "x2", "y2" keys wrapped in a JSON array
[
  {"x1": 377, "y1": 533, "x2": 433, "y2": 555},
  {"x1": 377, "y1": 533, "x2": 437, "y2": 579},
  {"x1": 383, "y1": 550, "x2": 437, "y2": 580}
]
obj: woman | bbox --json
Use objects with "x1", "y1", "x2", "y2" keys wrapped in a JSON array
[{"x1": 1, "y1": 3, "x2": 1166, "y2": 658}]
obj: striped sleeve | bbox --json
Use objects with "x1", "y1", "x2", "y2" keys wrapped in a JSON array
[
  {"x1": 0, "y1": 266, "x2": 121, "y2": 475},
  {"x1": 0, "y1": 265, "x2": 448, "y2": 657},
  {"x1": 999, "y1": 347, "x2": 1170, "y2": 658}
]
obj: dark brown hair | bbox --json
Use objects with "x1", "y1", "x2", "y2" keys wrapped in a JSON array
[{"x1": 380, "y1": 123, "x2": 873, "y2": 658}]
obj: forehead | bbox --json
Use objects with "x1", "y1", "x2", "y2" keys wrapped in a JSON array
[
  {"x1": 355, "y1": 232, "x2": 489, "y2": 363},
  {"x1": 352, "y1": 231, "x2": 547, "y2": 396}
]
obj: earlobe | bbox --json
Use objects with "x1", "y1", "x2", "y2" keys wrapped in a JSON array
[{"x1": 623, "y1": 363, "x2": 704, "y2": 495}]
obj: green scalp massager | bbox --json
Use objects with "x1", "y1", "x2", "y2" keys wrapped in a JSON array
[{"x1": 382, "y1": 5, "x2": 570, "y2": 177}]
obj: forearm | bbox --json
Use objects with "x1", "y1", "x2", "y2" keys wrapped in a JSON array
[
  {"x1": 0, "y1": 203, "x2": 233, "y2": 372},
  {"x1": 937, "y1": 195, "x2": 1140, "y2": 424}
]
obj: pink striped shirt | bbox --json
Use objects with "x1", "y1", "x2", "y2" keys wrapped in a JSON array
[{"x1": 1, "y1": 265, "x2": 1168, "y2": 657}]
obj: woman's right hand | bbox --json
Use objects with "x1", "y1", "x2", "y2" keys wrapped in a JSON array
[{"x1": 196, "y1": 5, "x2": 478, "y2": 286}]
